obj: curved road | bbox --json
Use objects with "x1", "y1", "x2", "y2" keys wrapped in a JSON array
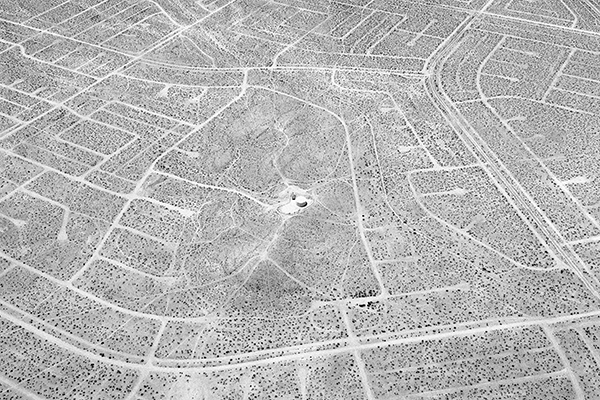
[{"x1": 423, "y1": 11, "x2": 600, "y2": 299}]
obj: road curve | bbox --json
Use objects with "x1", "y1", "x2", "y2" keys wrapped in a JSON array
[{"x1": 423, "y1": 13, "x2": 600, "y2": 299}]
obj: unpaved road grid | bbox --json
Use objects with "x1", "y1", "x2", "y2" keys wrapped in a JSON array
[{"x1": 1, "y1": 0, "x2": 600, "y2": 398}]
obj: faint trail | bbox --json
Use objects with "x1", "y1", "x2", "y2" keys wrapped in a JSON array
[
  {"x1": 542, "y1": 325, "x2": 586, "y2": 399},
  {"x1": 423, "y1": 2, "x2": 600, "y2": 299},
  {"x1": 474, "y1": 40, "x2": 600, "y2": 234},
  {"x1": 249, "y1": 84, "x2": 388, "y2": 297},
  {"x1": 3, "y1": 303, "x2": 600, "y2": 374},
  {"x1": 480, "y1": 9, "x2": 600, "y2": 38},
  {"x1": 338, "y1": 301, "x2": 376, "y2": 400},
  {"x1": 412, "y1": 370, "x2": 568, "y2": 397},
  {"x1": 67, "y1": 75, "x2": 247, "y2": 284},
  {"x1": 0, "y1": 374, "x2": 50, "y2": 400},
  {"x1": 0, "y1": 0, "x2": 237, "y2": 142},
  {"x1": 4, "y1": 2, "x2": 600, "y2": 398},
  {"x1": 0, "y1": 251, "x2": 215, "y2": 324},
  {"x1": 406, "y1": 170, "x2": 565, "y2": 273}
]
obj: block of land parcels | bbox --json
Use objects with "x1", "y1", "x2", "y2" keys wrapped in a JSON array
[{"x1": 2, "y1": 1, "x2": 600, "y2": 399}]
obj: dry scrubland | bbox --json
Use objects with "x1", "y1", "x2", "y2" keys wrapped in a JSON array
[{"x1": 1, "y1": 0, "x2": 600, "y2": 398}]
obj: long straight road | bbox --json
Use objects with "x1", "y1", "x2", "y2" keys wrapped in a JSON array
[{"x1": 423, "y1": 10, "x2": 600, "y2": 300}]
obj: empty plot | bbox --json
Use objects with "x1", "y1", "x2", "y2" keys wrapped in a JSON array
[{"x1": 59, "y1": 120, "x2": 135, "y2": 155}]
